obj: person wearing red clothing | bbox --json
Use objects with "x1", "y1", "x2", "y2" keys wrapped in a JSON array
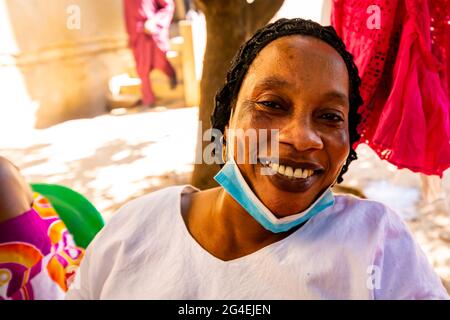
[{"x1": 124, "y1": 0, "x2": 177, "y2": 107}]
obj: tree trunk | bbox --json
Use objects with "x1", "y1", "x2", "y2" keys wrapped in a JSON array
[{"x1": 191, "y1": 0, "x2": 284, "y2": 190}]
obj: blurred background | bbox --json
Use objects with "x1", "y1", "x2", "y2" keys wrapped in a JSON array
[{"x1": 0, "y1": 0, "x2": 448, "y2": 291}]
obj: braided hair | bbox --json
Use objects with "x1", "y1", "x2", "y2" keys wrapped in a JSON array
[{"x1": 211, "y1": 18, "x2": 363, "y2": 183}]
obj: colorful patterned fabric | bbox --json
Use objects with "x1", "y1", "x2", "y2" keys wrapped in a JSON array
[{"x1": 0, "y1": 193, "x2": 84, "y2": 300}]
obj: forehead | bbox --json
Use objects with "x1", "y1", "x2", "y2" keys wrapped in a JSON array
[{"x1": 242, "y1": 35, "x2": 349, "y2": 96}]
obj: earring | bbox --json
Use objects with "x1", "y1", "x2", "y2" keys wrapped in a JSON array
[{"x1": 220, "y1": 136, "x2": 227, "y2": 163}]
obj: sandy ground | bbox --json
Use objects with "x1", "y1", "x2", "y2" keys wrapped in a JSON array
[{"x1": 1, "y1": 105, "x2": 449, "y2": 293}]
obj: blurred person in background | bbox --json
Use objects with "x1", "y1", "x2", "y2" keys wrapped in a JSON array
[{"x1": 124, "y1": 0, "x2": 178, "y2": 107}]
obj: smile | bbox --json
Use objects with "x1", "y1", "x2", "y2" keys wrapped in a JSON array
[
  {"x1": 258, "y1": 158, "x2": 324, "y2": 193},
  {"x1": 259, "y1": 158, "x2": 323, "y2": 179}
]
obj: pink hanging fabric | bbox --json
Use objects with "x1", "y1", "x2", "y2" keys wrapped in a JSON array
[
  {"x1": 124, "y1": 0, "x2": 176, "y2": 105},
  {"x1": 331, "y1": 0, "x2": 450, "y2": 176}
]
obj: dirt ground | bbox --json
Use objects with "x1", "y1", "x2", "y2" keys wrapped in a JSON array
[{"x1": 1, "y1": 105, "x2": 449, "y2": 293}]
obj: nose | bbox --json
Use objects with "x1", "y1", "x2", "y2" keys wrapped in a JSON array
[{"x1": 278, "y1": 117, "x2": 323, "y2": 152}]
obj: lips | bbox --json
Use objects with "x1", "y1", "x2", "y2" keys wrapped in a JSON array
[
  {"x1": 258, "y1": 157, "x2": 324, "y2": 193},
  {"x1": 259, "y1": 157, "x2": 324, "y2": 178}
]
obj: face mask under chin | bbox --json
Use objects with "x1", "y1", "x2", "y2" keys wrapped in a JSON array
[{"x1": 214, "y1": 156, "x2": 336, "y2": 233}]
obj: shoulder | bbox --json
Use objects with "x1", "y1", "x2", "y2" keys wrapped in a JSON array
[
  {"x1": 95, "y1": 185, "x2": 194, "y2": 245},
  {"x1": 315, "y1": 194, "x2": 416, "y2": 250},
  {"x1": 330, "y1": 195, "x2": 447, "y2": 299},
  {"x1": 0, "y1": 157, "x2": 33, "y2": 223},
  {"x1": 324, "y1": 194, "x2": 396, "y2": 229},
  {"x1": 83, "y1": 184, "x2": 196, "y2": 265},
  {"x1": 332, "y1": 194, "x2": 420, "y2": 239},
  {"x1": 66, "y1": 185, "x2": 196, "y2": 299}
]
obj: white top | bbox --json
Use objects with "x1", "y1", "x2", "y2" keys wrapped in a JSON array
[{"x1": 66, "y1": 185, "x2": 448, "y2": 300}]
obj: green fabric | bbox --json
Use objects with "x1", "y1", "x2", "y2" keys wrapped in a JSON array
[{"x1": 30, "y1": 183, "x2": 104, "y2": 249}]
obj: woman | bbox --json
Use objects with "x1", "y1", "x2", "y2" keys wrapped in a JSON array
[
  {"x1": 67, "y1": 18, "x2": 448, "y2": 299},
  {"x1": 124, "y1": 0, "x2": 177, "y2": 107},
  {"x1": 0, "y1": 157, "x2": 84, "y2": 300}
]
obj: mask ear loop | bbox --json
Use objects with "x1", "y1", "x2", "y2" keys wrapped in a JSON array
[
  {"x1": 221, "y1": 109, "x2": 236, "y2": 164},
  {"x1": 220, "y1": 135, "x2": 227, "y2": 163}
]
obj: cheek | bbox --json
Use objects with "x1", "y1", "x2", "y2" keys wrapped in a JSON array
[
  {"x1": 230, "y1": 108, "x2": 275, "y2": 156},
  {"x1": 247, "y1": 107, "x2": 286, "y2": 130},
  {"x1": 235, "y1": 98, "x2": 280, "y2": 129},
  {"x1": 326, "y1": 128, "x2": 350, "y2": 170}
]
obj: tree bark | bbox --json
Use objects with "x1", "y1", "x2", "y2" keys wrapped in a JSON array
[{"x1": 191, "y1": 0, "x2": 284, "y2": 190}]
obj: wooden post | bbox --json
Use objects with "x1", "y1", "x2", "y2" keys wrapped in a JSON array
[
  {"x1": 179, "y1": 20, "x2": 200, "y2": 107},
  {"x1": 174, "y1": 0, "x2": 186, "y2": 21}
]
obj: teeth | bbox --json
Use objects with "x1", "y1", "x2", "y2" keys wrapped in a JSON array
[
  {"x1": 261, "y1": 159, "x2": 315, "y2": 179},
  {"x1": 270, "y1": 163, "x2": 279, "y2": 172},
  {"x1": 301, "y1": 169, "x2": 308, "y2": 178},
  {"x1": 284, "y1": 166, "x2": 294, "y2": 177}
]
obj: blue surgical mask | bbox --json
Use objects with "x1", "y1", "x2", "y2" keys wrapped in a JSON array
[{"x1": 214, "y1": 157, "x2": 335, "y2": 233}]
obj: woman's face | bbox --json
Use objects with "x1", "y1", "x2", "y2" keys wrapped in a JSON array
[{"x1": 227, "y1": 35, "x2": 350, "y2": 216}]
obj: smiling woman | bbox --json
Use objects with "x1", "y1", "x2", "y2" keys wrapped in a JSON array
[
  {"x1": 66, "y1": 18, "x2": 449, "y2": 300},
  {"x1": 221, "y1": 35, "x2": 351, "y2": 216}
]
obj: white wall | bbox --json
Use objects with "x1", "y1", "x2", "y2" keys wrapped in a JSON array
[
  {"x1": 0, "y1": 0, "x2": 135, "y2": 131},
  {"x1": 273, "y1": 0, "x2": 332, "y2": 25}
]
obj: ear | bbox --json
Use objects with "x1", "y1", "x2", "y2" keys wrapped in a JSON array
[{"x1": 223, "y1": 125, "x2": 229, "y2": 143}]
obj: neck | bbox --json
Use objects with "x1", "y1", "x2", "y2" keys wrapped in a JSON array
[{"x1": 213, "y1": 188, "x2": 290, "y2": 249}]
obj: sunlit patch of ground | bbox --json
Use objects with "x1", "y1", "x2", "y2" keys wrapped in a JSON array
[
  {"x1": 1, "y1": 106, "x2": 198, "y2": 221},
  {"x1": 1, "y1": 107, "x2": 448, "y2": 292}
]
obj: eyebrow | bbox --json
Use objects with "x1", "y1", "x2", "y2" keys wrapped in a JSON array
[
  {"x1": 253, "y1": 77, "x2": 349, "y2": 104},
  {"x1": 254, "y1": 76, "x2": 291, "y2": 90},
  {"x1": 320, "y1": 91, "x2": 349, "y2": 105}
]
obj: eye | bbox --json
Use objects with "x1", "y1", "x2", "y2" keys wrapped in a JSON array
[
  {"x1": 319, "y1": 112, "x2": 344, "y2": 122},
  {"x1": 256, "y1": 100, "x2": 284, "y2": 110}
]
